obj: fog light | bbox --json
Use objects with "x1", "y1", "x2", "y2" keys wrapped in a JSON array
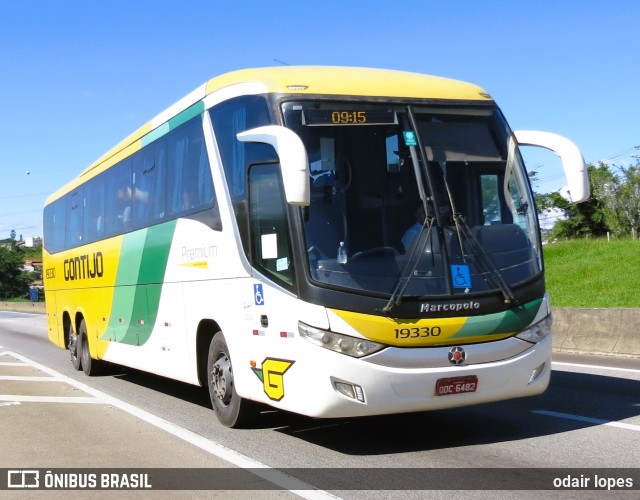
[
  {"x1": 335, "y1": 382, "x2": 355, "y2": 399},
  {"x1": 333, "y1": 380, "x2": 365, "y2": 403},
  {"x1": 529, "y1": 362, "x2": 546, "y2": 384}
]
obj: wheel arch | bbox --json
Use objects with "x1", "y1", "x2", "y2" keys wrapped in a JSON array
[
  {"x1": 74, "y1": 311, "x2": 86, "y2": 337},
  {"x1": 62, "y1": 310, "x2": 73, "y2": 349},
  {"x1": 196, "y1": 318, "x2": 222, "y2": 387}
]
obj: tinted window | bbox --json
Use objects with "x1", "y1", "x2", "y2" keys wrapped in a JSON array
[
  {"x1": 44, "y1": 114, "x2": 220, "y2": 253},
  {"x1": 249, "y1": 163, "x2": 294, "y2": 288},
  {"x1": 209, "y1": 95, "x2": 273, "y2": 251}
]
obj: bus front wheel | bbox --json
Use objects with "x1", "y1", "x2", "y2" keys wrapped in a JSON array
[{"x1": 207, "y1": 333, "x2": 258, "y2": 428}]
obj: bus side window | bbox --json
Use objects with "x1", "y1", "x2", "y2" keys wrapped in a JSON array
[
  {"x1": 132, "y1": 147, "x2": 159, "y2": 227},
  {"x1": 44, "y1": 202, "x2": 64, "y2": 254},
  {"x1": 210, "y1": 95, "x2": 273, "y2": 246},
  {"x1": 154, "y1": 146, "x2": 167, "y2": 220},
  {"x1": 84, "y1": 177, "x2": 105, "y2": 244},
  {"x1": 104, "y1": 160, "x2": 132, "y2": 235},
  {"x1": 166, "y1": 116, "x2": 220, "y2": 227},
  {"x1": 169, "y1": 135, "x2": 188, "y2": 215},
  {"x1": 65, "y1": 190, "x2": 82, "y2": 248},
  {"x1": 249, "y1": 163, "x2": 295, "y2": 288}
]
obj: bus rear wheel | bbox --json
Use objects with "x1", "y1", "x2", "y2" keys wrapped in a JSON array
[
  {"x1": 207, "y1": 333, "x2": 258, "y2": 428},
  {"x1": 68, "y1": 322, "x2": 82, "y2": 371},
  {"x1": 78, "y1": 319, "x2": 105, "y2": 376}
]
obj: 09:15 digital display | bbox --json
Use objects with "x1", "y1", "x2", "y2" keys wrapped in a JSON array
[{"x1": 302, "y1": 109, "x2": 397, "y2": 126}]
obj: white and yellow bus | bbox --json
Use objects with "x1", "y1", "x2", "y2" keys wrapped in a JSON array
[{"x1": 43, "y1": 67, "x2": 589, "y2": 427}]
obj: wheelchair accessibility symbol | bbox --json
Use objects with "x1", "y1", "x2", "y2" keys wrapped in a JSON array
[
  {"x1": 451, "y1": 265, "x2": 472, "y2": 289},
  {"x1": 254, "y1": 284, "x2": 265, "y2": 305}
]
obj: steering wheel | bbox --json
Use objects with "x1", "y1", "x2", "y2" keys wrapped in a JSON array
[{"x1": 350, "y1": 246, "x2": 399, "y2": 259}]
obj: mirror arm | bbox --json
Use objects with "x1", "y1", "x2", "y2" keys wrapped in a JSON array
[
  {"x1": 514, "y1": 130, "x2": 589, "y2": 203},
  {"x1": 237, "y1": 126, "x2": 310, "y2": 206}
]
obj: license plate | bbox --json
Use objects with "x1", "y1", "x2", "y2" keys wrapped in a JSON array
[{"x1": 435, "y1": 375, "x2": 478, "y2": 396}]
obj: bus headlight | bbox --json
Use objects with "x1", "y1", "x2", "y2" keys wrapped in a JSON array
[
  {"x1": 298, "y1": 322, "x2": 386, "y2": 358},
  {"x1": 516, "y1": 315, "x2": 553, "y2": 343}
]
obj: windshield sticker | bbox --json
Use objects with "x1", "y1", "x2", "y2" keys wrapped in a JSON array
[
  {"x1": 403, "y1": 131, "x2": 417, "y2": 146},
  {"x1": 261, "y1": 233, "x2": 278, "y2": 259},
  {"x1": 451, "y1": 265, "x2": 472, "y2": 289},
  {"x1": 276, "y1": 257, "x2": 289, "y2": 272}
]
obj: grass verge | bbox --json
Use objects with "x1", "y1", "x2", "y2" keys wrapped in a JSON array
[{"x1": 543, "y1": 238, "x2": 640, "y2": 307}]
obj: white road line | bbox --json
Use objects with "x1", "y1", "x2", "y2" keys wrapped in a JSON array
[
  {"x1": 3, "y1": 352, "x2": 338, "y2": 500},
  {"x1": 0, "y1": 361, "x2": 29, "y2": 366},
  {"x1": 0, "y1": 395, "x2": 104, "y2": 404},
  {"x1": 533, "y1": 410, "x2": 640, "y2": 432},
  {"x1": 552, "y1": 361, "x2": 640, "y2": 375},
  {"x1": 0, "y1": 376, "x2": 59, "y2": 381}
]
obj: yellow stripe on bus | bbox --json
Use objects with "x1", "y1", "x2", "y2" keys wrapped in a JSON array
[{"x1": 328, "y1": 308, "x2": 513, "y2": 347}]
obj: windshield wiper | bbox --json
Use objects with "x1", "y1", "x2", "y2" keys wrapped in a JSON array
[
  {"x1": 381, "y1": 107, "x2": 518, "y2": 314},
  {"x1": 381, "y1": 216, "x2": 436, "y2": 315},
  {"x1": 380, "y1": 108, "x2": 454, "y2": 315}
]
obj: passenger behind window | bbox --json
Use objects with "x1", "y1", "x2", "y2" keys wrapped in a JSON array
[
  {"x1": 182, "y1": 190, "x2": 195, "y2": 211},
  {"x1": 117, "y1": 185, "x2": 149, "y2": 230}
]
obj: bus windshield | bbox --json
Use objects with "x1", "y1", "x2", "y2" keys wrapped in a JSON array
[{"x1": 282, "y1": 101, "x2": 541, "y2": 300}]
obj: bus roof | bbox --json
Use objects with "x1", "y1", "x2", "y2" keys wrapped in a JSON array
[
  {"x1": 204, "y1": 66, "x2": 491, "y2": 100},
  {"x1": 46, "y1": 67, "x2": 492, "y2": 204}
]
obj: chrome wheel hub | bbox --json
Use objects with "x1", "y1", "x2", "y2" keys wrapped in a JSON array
[{"x1": 211, "y1": 354, "x2": 232, "y2": 406}]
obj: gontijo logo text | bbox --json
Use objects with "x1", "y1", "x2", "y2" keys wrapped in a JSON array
[{"x1": 63, "y1": 252, "x2": 104, "y2": 281}]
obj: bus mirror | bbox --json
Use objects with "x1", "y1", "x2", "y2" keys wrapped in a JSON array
[
  {"x1": 237, "y1": 125, "x2": 310, "y2": 206},
  {"x1": 514, "y1": 130, "x2": 590, "y2": 203}
]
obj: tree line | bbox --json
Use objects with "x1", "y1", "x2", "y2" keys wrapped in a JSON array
[
  {"x1": 534, "y1": 161, "x2": 640, "y2": 239},
  {"x1": 0, "y1": 240, "x2": 40, "y2": 299}
]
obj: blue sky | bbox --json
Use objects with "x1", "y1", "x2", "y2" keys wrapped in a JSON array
[{"x1": 1, "y1": 0, "x2": 639, "y2": 240}]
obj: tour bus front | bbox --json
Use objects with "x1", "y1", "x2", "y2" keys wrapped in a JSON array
[{"x1": 217, "y1": 91, "x2": 588, "y2": 423}]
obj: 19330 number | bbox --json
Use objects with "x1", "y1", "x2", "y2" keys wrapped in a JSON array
[{"x1": 394, "y1": 326, "x2": 442, "y2": 339}]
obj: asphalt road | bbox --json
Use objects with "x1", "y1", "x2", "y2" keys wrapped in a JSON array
[{"x1": 1, "y1": 311, "x2": 639, "y2": 499}]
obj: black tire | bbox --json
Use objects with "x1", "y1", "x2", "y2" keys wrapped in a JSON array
[
  {"x1": 78, "y1": 319, "x2": 105, "y2": 376},
  {"x1": 68, "y1": 321, "x2": 82, "y2": 371},
  {"x1": 207, "y1": 333, "x2": 259, "y2": 428}
]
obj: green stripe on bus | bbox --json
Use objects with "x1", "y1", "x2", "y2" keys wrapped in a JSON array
[
  {"x1": 103, "y1": 220, "x2": 177, "y2": 346},
  {"x1": 451, "y1": 297, "x2": 543, "y2": 338},
  {"x1": 140, "y1": 102, "x2": 205, "y2": 147}
]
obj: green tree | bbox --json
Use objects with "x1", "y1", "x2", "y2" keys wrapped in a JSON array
[
  {"x1": 0, "y1": 246, "x2": 31, "y2": 299},
  {"x1": 550, "y1": 163, "x2": 612, "y2": 239},
  {"x1": 598, "y1": 162, "x2": 640, "y2": 236},
  {"x1": 528, "y1": 170, "x2": 558, "y2": 213}
]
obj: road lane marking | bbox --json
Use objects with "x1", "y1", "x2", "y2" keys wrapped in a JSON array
[
  {"x1": 553, "y1": 361, "x2": 640, "y2": 375},
  {"x1": 0, "y1": 395, "x2": 104, "y2": 404},
  {"x1": 533, "y1": 410, "x2": 640, "y2": 432},
  {"x1": 1, "y1": 351, "x2": 31, "y2": 366},
  {"x1": 0, "y1": 375, "x2": 60, "y2": 381},
  {"x1": 2, "y1": 352, "x2": 338, "y2": 500}
]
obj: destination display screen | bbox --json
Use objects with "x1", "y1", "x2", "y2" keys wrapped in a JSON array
[{"x1": 302, "y1": 109, "x2": 397, "y2": 126}]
